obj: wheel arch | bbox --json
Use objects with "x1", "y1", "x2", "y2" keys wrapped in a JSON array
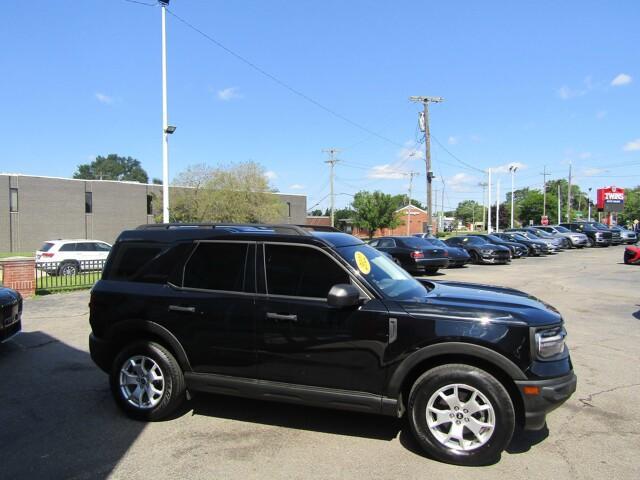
[
  {"x1": 388, "y1": 343, "x2": 526, "y2": 427},
  {"x1": 106, "y1": 320, "x2": 193, "y2": 373}
]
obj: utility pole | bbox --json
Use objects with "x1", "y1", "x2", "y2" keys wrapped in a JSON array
[
  {"x1": 440, "y1": 179, "x2": 445, "y2": 232},
  {"x1": 588, "y1": 187, "x2": 593, "y2": 221},
  {"x1": 567, "y1": 161, "x2": 573, "y2": 222},
  {"x1": 479, "y1": 182, "x2": 488, "y2": 231},
  {"x1": 322, "y1": 148, "x2": 341, "y2": 227},
  {"x1": 487, "y1": 169, "x2": 493, "y2": 233},
  {"x1": 541, "y1": 165, "x2": 549, "y2": 217},
  {"x1": 409, "y1": 96, "x2": 443, "y2": 232},
  {"x1": 509, "y1": 165, "x2": 518, "y2": 228},
  {"x1": 496, "y1": 179, "x2": 501, "y2": 233},
  {"x1": 557, "y1": 184, "x2": 561, "y2": 224},
  {"x1": 404, "y1": 171, "x2": 420, "y2": 235},
  {"x1": 160, "y1": 0, "x2": 170, "y2": 223}
]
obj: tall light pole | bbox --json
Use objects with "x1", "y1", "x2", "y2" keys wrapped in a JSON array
[
  {"x1": 478, "y1": 182, "x2": 488, "y2": 231},
  {"x1": 160, "y1": 0, "x2": 172, "y2": 223},
  {"x1": 567, "y1": 161, "x2": 573, "y2": 222},
  {"x1": 404, "y1": 171, "x2": 420, "y2": 235},
  {"x1": 541, "y1": 165, "x2": 549, "y2": 218},
  {"x1": 322, "y1": 148, "x2": 341, "y2": 227},
  {"x1": 487, "y1": 169, "x2": 493, "y2": 233},
  {"x1": 509, "y1": 165, "x2": 518, "y2": 228},
  {"x1": 496, "y1": 179, "x2": 501, "y2": 233},
  {"x1": 588, "y1": 187, "x2": 593, "y2": 221},
  {"x1": 410, "y1": 96, "x2": 443, "y2": 232}
]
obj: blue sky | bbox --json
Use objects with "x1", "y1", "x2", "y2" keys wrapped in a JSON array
[{"x1": 1, "y1": 0, "x2": 639, "y2": 212}]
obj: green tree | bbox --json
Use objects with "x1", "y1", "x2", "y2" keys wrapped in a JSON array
[
  {"x1": 309, "y1": 209, "x2": 323, "y2": 216},
  {"x1": 155, "y1": 161, "x2": 285, "y2": 223},
  {"x1": 619, "y1": 186, "x2": 640, "y2": 226},
  {"x1": 352, "y1": 190, "x2": 400, "y2": 238},
  {"x1": 73, "y1": 154, "x2": 149, "y2": 183},
  {"x1": 390, "y1": 194, "x2": 425, "y2": 211},
  {"x1": 454, "y1": 200, "x2": 482, "y2": 225}
]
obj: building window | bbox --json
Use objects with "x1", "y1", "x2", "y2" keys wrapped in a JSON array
[
  {"x1": 147, "y1": 194, "x2": 153, "y2": 215},
  {"x1": 85, "y1": 192, "x2": 93, "y2": 214},
  {"x1": 286, "y1": 202, "x2": 291, "y2": 218},
  {"x1": 9, "y1": 188, "x2": 18, "y2": 212}
]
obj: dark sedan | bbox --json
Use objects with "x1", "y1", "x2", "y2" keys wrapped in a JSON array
[
  {"x1": 413, "y1": 235, "x2": 471, "y2": 267},
  {"x1": 494, "y1": 232, "x2": 547, "y2": 256},
  {"x1": 471, "y1": 234, "x2": 528, "y2": 258},
  {"x1": 1, "y1": 287, "x2": 22, "y2": 343},
  {"x1": 369, "y1": 236, "x2": 449, "y2": 274},
  {"x1": 444, "y1": 235, "x2": 511, "y2": 264}
]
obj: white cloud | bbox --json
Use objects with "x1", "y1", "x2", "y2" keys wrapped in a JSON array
[
  {"x1": 578, "y1": 152, "x2": 592, "y2": 160},
  {"x1": 217, "y1": 87, "x2": 242, "y2": 101},
  {"x1": 623, "y1": 139, "x2": 640, "y2": 152},
  {"x1": 582, "y1": 167, "x2": 608, "y2": 177},
  {"x1": 367, "y1": 164, "x2": 406, "y2": 180},
  {"x1": 448, "y1": 136, "x2": 459, "y2": 145},
  {"x1": 491, "y1": 162, "x2": 527, "y2": 174},
  {"x1": 557, "y1": 76, "x2": 594, "y2": 100},
  {"x1": 366, "y1": 142, "x2": 424, "y2": 180},
  {"x1": 95, "y1": 92, "x2": 114, "y2": 104},
  {"x1": 611, "y1": 73, "x2": 632, "y2": 86},
  {"x1": 265, "y1": 170, "x2": 277, "y2": 180},
  {"x1": 289, "y1": 183, "x2": 305, "y2": 190},
  {"x1": 469, "y1": 134, "x2": 483, "y2": 143},
  {"x1": 447, "y1": 172, "x2": 479, "y2": 192}
]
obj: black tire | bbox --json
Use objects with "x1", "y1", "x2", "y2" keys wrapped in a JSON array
[
  {"x1": 586, "y1": 237, "x2": 595, "y2": 248},
  {"x1": 407, "y1": 364, "x2": 515, "y2": 466},
  {"x1": 110, "y1": 341, "x2": 186, "y2": 421},
  {"x1": 470, "y1": 251, "x2": 481, "y2": 264},
  {"x1": 58, "y1": 261, "x2": 79, "y2": 276},
  {"x1": 424, "y1": 267, "x2": 439, "y2": 275}
]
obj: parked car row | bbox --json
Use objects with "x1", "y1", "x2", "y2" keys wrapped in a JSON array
[{"x1": 368, "y1": 221, "x2": 636, "y2": 275}]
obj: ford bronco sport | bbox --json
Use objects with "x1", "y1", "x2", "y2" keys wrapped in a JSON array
[{"x1": 89, "y1": 224, "x2": 576, "y2": 466}]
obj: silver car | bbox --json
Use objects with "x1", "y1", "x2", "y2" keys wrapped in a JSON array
[
  {"x1": 610, "y1": 226, "x2": 638, "y2": 244},
  {"x1": 536, "y1": 225, "x2": 589, "y2": 248},
  {"x1": 511, "y1": 231, "x2": 560, "y2": 253}
]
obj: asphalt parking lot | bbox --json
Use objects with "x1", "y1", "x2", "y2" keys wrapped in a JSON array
[{"x1": 1, "y1": 245, "x2": 639, "y2": 479}]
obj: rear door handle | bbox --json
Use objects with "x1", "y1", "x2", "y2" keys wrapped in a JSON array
[
  {"x1": 169, "y1": 305, "x2": 196, "y2": 313},
  {"x1": 266, "y1": 312, "x2": 298, "y2": 322}
]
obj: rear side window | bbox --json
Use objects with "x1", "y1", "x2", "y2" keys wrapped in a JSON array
[
  {"x1": 264, "y1": 244, "x2": 349, "y2": 298},
  {"x1": 183, "y1": 242, "x2": 249, "y2": 292},
  {"x1": 378, "y1": 239, "x2": 396, "y2": 248},
  {"x1": 76, "y1": 242, "x2": 95, "y2": 251},
  {"x1": 108, "y1": 244, "x2": 165, "y2": 281},
  {"x1": 40, "y1": 242, "x2": 54, "y2": 252},
  {"x1": 59, "y1": 243, "x2": 76, "y2": 252}
]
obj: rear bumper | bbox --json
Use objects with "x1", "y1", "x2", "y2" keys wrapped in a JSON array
[
  {"x1": 414, "y1": 258, "x2": 450, "y2": 270},
  {"x1": 89, "y1": 333, "x2": 113, "y2": 373},
  {"x1": 515, "y1": 372, "x2": 577, "y2": 430}
]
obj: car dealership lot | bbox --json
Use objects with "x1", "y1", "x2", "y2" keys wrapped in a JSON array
[{"x1": 0, "y1": 246, "x2": 638, "y2": 479}]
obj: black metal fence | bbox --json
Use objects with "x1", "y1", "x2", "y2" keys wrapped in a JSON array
[{"x1": 35, "y1": 259, "x2": 106, "y2": 293}]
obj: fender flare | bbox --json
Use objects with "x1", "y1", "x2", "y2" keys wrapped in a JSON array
[
  {"x1": 107, "y1": 319, "x2": 193, "y2": 372},
  {"x1": 386, "y1": 342, "x2": 527, "y2": 397}
]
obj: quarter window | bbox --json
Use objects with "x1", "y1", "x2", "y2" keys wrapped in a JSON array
[
  {"x1": 264, "y1": 244, "x2": 349, "y2": 298},
  {"x1": 183, "y1": 242, "x2": 249, "y2": 292}
]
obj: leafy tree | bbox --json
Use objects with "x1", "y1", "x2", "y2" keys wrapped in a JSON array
[
  {"x1": 489, "y1": 203, "x2": 512, "y2": 230},
  {"x1": 454, "y1": 200, "x2": 483, "y2": 225},
  {"x1": 155, "y1": 161, "x2": 285, "y2": 223},
  {"x1": 309, "y1": 209, "x2": 323, "y2": 216},
  {"x1": 152, "y1": 178, "x2": 163, "y2": 185},
  {"x1": 619, "y1": 186, "x2": 640, "y2": 226},
  {"x1": 352, "y1": 190, "x2": 400, "y2": 238},
  {"x1": 390, "y1": 194, "x2": 425, "y2": 211},
  {"x1": 73, "y1": 154, "x2": 149, "y2": 183}
]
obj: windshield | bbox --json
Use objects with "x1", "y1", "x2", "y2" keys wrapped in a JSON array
[
  {"x1": 512, "y1": 233, "x2": 531, "y2": 242},
  {"x1": 592, "y1": 222, "x2": 609, "y2": 230},
  {"x1": 337, "y1": 244, "x2": 429, "y2": 301},
  {"x1": 400, "y1": 237, "x2": 431, "y2": 249},
  {"x1": 554, "y1": 226, "x2": 570, "y2": 233},
  {"x1": 532, "y1": 229, "x2": 552, "y2": 238},
  {"x1": 486, "y1": 234, "x2": 503, "y2": 243}
]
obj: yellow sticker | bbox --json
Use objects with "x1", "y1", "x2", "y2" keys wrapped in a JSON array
[{"x1": 354, "y1": 251, "x2": 371, "y2": 275}]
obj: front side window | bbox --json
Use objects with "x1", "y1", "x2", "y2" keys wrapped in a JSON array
[
  {"x1": 59, "y1": 243, "x2": 77, "y2": 252},
  {"x1": 264, "y1": 244, "x2": 349, "y2": 298},
  {"x1": 183, "y1": 242, "x2": 249, "y2": 292}
]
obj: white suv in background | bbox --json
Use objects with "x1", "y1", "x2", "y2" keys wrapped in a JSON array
[{"x1": 35, "y1": 240, "x2": 112, "y2": 276}]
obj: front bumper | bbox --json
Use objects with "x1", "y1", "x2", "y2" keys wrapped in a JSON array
[
  {"x1": 479, "y1": 252, "x2": 511, "y2": 264},
  {"x1": 515, "y1": 372, "x2": 577, "y2": 430}
]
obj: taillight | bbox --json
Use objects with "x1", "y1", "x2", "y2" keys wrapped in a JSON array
[
  {"x1": 42, "y1": 253, "x2": 54, "y2": 258},
  {"x1": 410, "y1": 251, "x2": 424, "y2": 259}
]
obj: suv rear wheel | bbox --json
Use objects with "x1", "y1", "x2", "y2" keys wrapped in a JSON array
[
  {"x1": 408, "y1": 364, "x2": 515, "y2": 466},
  {"x1": 110, "y1": 341, "x2": 186, "y2": 421},
  {"x1": 58, "y1": 261, "x2": 79, "y2": 276}
]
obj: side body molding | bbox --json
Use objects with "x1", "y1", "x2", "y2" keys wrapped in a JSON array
[
  {"x1": 108, "y1": 319, "x2": 193, "y2": 372},
  {"x1": 386, "y1": 342, "x2": 527, "y2": 396}
]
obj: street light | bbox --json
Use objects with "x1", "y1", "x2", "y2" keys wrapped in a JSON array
[
  {"x1": 588, "y1": 187, "x2": 593, "y2": 221},
  {"x1": 509, "y1": 165, "x2": 518, "y2": 228},
  {"x1": 160, "y1": 0, "x2": 171, "y2": 223}
]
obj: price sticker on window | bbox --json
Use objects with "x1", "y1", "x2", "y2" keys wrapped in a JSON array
[{"x1": 354, "y1": 251, "x2": 371, "y2": 274}]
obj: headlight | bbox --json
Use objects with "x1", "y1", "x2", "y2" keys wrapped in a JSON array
[
  {"x1": 480, "y1": 249, "x2": 494, "y2": 254},
  {"x1": 595, "y1": 232, "x2": 603, "y2": 238},
  {"x1": 535, "y1": 326, "x2": 567, "y2": 359}
]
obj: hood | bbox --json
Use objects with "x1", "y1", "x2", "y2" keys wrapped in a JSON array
[
  {"x1": 445, "y1": 246, "x2": 470, "y2": 258},
  {"x1": 0, "y1": 287, "x2": 21, "y2": 306},
  {"x1": 399, "y1": 280, "x2": 561, "y2": 327}
]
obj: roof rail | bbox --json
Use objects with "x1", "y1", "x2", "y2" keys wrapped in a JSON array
[
  {"x1": 135, "y1": 223, "x2": 314, "y2": 236},
  {"x1": 296, "y1": 224, "x2": 341, "y2": 233}
]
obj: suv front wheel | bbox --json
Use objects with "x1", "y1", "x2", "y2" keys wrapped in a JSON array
[
  {"x1": 110, "y1": 341, "x2": 186, "y2": 421},
  {"x1": 408, "y1": 364, "x2": 515, "y2": 466}
]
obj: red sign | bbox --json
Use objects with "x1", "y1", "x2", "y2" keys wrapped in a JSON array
[
  {"x1": 597, "y1": 186, "x2": 625, "y2": 212},
  {"x1": 541, "y1": 215, "x2": 549, "y2": 225}
]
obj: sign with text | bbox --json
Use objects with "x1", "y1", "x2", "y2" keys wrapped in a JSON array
[{"x1": 597, "y1": 186, "x2": 625, "y2": 212}]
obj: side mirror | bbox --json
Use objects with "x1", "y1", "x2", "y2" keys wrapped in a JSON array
[{"x1": 327, "y1": 284, "x2": 361, "y2": 309}]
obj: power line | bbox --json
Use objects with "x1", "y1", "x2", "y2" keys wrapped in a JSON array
[
  {"x1": 166, "y1": 8, "x2": 408, "y2": 150},
  {"x1": 431, "y1": 135, "x2": 485, "y2": 173},
  {"x1": 123, "y1": 0, "x2": 156, "y2": 6}
]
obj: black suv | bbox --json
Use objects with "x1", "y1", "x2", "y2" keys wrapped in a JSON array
[
  {"x1": 559, "y1": 222, "x2": 611, "y2": 247},
  {"x1": 89, "y1": 223, "x2": 576, "y2": 466}
]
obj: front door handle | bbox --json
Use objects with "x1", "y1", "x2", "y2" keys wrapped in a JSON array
[
  {"x1": 169, "y1": 305, "x2": 196, "y2": 313},
  {"x1": 266, "y1": 312, "x2": 298, "y2": 322}
]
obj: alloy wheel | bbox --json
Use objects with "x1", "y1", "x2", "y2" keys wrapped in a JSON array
[{"x1": 119, "y1": 355, "x2": 165, "y2": 409}]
